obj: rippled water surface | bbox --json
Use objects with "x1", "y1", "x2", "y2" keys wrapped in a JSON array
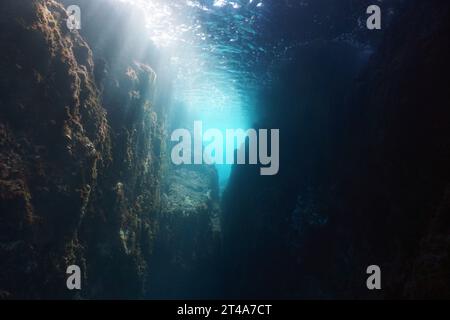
[
  {"x1": 118, "y1": 0, "x2": 291, "y2": 126},
  {"x1": 117, "y1": 0, "x2": 379, "y2": 123}
]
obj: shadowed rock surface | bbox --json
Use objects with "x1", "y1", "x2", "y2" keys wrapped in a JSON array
[{"x1": 222, "y1": 0, "x2": 450, "y2": 299}]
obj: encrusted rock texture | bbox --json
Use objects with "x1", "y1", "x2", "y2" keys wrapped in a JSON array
[
  {"x1": 0, "y1": 0, "x2": 220, "y2": 299},
  {"x1": 0, "y1": 0, "x2": 112, "y2": 299}
]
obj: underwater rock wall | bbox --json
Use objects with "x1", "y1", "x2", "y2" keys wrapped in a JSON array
[
  {"x1": 0, "y1": 0, "x2": 221, "y2": 299},
  {"x1": 222, "y1": 41, "x2": 364, "y2": 299},
  {"x1": 64, "y1": 0, "x2": 165, "y2": 299},
  {"x1": 344, "y1": 1, "x2": 450, "y2": 298},
  {"x1": 222, "y1": 0, "x2": 450, "y2": 299},
  {"x1": 0, "y1": 0, "x2": 111, "y2": 299}
]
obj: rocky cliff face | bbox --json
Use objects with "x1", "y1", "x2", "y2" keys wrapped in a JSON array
[
  {"x1": 0, "y1": 0, "x2": 112, "y2": 299},
  {"x1": 222, "y1": 0, "x2": 450, "y2": 299},
  {"x1": 0, "y1": 0, "x2": 220, "y2": 299},
  {"x1": 351, "y1": 1, "x2": 450, "y2": 298}
]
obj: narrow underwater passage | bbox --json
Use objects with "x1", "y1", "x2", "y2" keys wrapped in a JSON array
[
  {"x1": 114, "y1": 0, "x2": 385, "y2": 190},
  {"x1": 1, "y1": 0, "x2": 449, "y2": 301}
]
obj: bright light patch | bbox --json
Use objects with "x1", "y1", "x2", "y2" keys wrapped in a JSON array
[{"x1": 213, "y1": 0, "x2": 227, "y2": 7}]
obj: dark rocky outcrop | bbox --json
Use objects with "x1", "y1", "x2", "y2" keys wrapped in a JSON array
[
  {"x1": 222, "y1": 0, "x2": 450, "y2": 299},
  {"x1": 0, "y1": 0, "x2": 220, "y2": 299}
]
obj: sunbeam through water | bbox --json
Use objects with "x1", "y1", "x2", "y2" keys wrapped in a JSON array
[{"x1": 116, "y1": 0, "x2": 276, "y2": 189}]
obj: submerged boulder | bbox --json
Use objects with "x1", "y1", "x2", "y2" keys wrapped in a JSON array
[{"x1": 147, "y1": 164, "x2": 222, "y2": 299}]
